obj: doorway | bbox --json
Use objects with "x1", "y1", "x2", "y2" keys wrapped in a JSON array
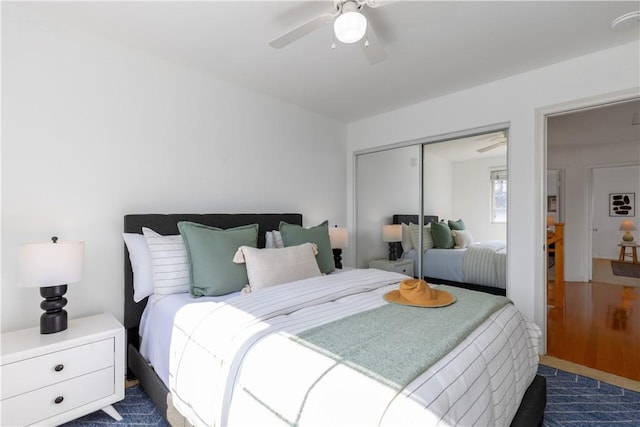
[
  {"x1": 589, "y1": 164, "x2": 640, "y2": 285},
  {"x1": 543, "y1": 95, "x2": 640, "y2": 380}
]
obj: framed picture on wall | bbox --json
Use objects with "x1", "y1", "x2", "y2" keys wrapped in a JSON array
[
  {"x1": 547, "y1": 195, "x2": 557, "y2": 213},
  {"x1": 609, "y1": 193, "x2": 635, "y2": 217}
]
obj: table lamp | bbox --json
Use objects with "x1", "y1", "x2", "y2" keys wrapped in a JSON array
[
  {"x1": 619, "y1": 220, "x2": 636, "y2": 243},
  {"x1": 382, "y1": 224, "x2": 402, "y2": 261},
  {"x1": 329, "y1": 226, "x2": 348, "y2": 269},
  {"x1": 18, "y1": 237, "x2": 85, "y2": 334}
]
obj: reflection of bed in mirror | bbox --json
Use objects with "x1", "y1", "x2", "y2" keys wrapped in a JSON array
[{"x1": 393, "y1": 214, "x2": 507, "y2": 296}]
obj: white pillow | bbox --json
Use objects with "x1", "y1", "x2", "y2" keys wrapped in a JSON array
[
  {"x1": 122, "y1": 233, "x2": 154, "y2": 302},
  {"x1": 142, "y1": 227, "x2": 190, "y2": 295},
  {"x1": 408, "y1": 223, "x2": 435, "y2": 251},
  {"x1": 265, "y1": 231, "x2": 284, "y2": 249},
  {"x1": 452, "y1": 229, "x2": 474, "y2": 249},
  {"x1": 233, "y1": 243, "x2": 321, "y2": 292},
  {"x1": 401, "y1": 223, "x2": 413, "y2": 252}
]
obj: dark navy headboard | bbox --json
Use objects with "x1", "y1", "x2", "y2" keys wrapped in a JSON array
[{"x1": 392, "y1": 214, "x2": 439, "y2": 225}]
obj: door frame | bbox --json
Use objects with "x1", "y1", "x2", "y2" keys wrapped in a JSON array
[{"x1": 534, "y1": 88, "x2": 639, "y2": 354}]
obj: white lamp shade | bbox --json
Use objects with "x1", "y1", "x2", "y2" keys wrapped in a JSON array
[
  {"x1": 619, "y1": 220, "x2": 637, "y2": 231},
  {"x1": 19, "y1": 241, "x2": 84, "y2": 287},
  {"x1": 329, "y1": 227, "x2": 349, "y2": 249},
  {"x1": 334, "y1": 11, "x2": 367, "y2": 44},
  {"x1": 382, "y1": 224, "x2": 402, "y2": 243}
]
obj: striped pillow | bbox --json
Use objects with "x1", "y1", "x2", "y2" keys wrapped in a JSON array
[
  {"x1": 142, "y1": 227, "x2": 190, "y2": 295},
  {"x1": 408, "y1": 222, "x2": 435, "y2": 252}
]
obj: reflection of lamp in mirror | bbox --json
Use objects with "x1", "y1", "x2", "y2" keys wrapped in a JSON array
[
  {"x1": 329, "y1": 226, "x2": 348, "y2": 269},
  {"x1": 18, "y1": 237, "x2": 85, "y2": 334},
  {"x1": 382, "y1": 224, "x2": 402, "y2": 261},
  {"x1": 619, "y1": 220, "x2": 637, "y2": 242}
]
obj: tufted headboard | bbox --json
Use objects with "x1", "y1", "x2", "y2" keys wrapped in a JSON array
[{"x1": 392, "y1": 214, "x2": 439, "y2": 226}]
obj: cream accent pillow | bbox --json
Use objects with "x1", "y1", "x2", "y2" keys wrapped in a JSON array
[
  {"x1": 233, "y1": 243, "x2": 321, "y2": 292},
  {"x1": 408, "y1": 223, "x2": 435, "y2": 251},
  {"x1": 452, "y1": 229, "x2": 474, "y2": 249},
  {"x1": 142, "y1": 227, "x2": 190, "y2": 295},
  {"x1": 401, "y1": 223, "x2": 413, "y2": 252}
]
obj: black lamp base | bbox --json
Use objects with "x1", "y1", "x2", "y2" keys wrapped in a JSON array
[
  {"x1": 388, "y1": 243, "x2": 398, "y2": 261},
  {"x1": 40, "y1": 285, "x2": 68, "y2": 334},
  {"x1": 332, "y1": 248, "x2": 343, "y2": 269}
]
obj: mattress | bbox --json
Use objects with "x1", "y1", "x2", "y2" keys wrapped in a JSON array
[
  {"x1": 169, "y1": 269, "x2": 540, "y2": 427},
  {"x1": 403, "y1": 247, "x2": 466, "y2": 282},
  {"x1": 139, "y1": 292, "x2": 239, "y2": 386}
]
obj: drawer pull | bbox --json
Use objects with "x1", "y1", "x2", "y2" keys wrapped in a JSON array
[
  {"x1": 54, "y1": 396, "x2": 64, "y2": 404},
  {"x1": 54, "y1": 364, "x2": 64, "y2": 372}
]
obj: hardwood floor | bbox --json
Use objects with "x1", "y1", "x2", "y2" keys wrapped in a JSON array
[{"x1": 547, "y1": 280, "x2": 640, "y2": 381}]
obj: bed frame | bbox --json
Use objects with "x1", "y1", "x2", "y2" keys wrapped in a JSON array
[
  {"x1": 392, "y1": 214, "x2": 507, "y2": 296},
  {"x1": 124, "y1": 213, "x2": 545, "y2": 426}
]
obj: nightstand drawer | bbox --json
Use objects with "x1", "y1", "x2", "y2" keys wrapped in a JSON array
[
  {"x1": 1, "y1": 338, "x2": 113, "y2": 400},
  {"x1": 1, "y1": 366, "x2": 114, "y2": 427}
]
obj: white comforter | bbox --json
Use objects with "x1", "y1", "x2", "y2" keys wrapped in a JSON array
[
  {"x1": 169, "y1": 269, "x2": 540, "y2": 427},
  {"x1": 463, "y1": 241, "x2": 508, "y2": 289}
]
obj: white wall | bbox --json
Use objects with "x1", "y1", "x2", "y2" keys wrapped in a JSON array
[
  {"x1": 592, "y1": 165, "x2": 640, "y2": 258},
  {"x1": 1, "y1": 13, "x2": 347, "y2": 332},
  {"x1": 423, "y1": 152, "x2": 453, "y2": 220},
  {"x1": 452, "y1": 156, "x2": 507, "y2": 243},
  {"x1": 548, "y1": 143, "x2": 640, "y2": 280},
  {"x1": 355, "y1": 146, "x2": 420, "y2": 268},
  {"x1": 346, "y1": 41, "x2": 640, "y2": 327}
]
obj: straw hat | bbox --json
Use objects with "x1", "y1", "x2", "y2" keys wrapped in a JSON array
[{"x1": 384, "y1": 278, "x2": 455, "y2": 308}]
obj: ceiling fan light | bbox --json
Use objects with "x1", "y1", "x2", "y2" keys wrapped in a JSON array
[{"x1": 334, "y1": 11, "x2": 367, "y2": 44}]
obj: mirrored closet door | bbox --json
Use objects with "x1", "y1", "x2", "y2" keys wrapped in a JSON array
[
  {"x1": 355, "y1": 129, "x2": 509, "y2": 295},
  {"x1": 355, "y1": 145, "x2": 420, "y2": 269}
]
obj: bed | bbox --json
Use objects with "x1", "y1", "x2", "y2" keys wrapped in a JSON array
[
  {"x1": 393, "y1": 214, "x2": 507, "y2": 296},
  {"x1": 124, "y1": 213, "x2": 546, "y2": 427}
]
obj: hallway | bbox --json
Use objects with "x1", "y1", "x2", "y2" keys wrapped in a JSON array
[{"x1": 547, "y1": 280, "x2": 640, "y2": 381}]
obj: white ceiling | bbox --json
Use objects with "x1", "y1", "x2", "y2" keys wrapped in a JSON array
[
  {"x1": 6, "y1": 1, "x2": 639, "y2": 123},
  {"x1": 548, "y1": 99, "x2": 640, "y2": 148}
]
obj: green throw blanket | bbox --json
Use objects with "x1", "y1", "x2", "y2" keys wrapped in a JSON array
[{"x1": 295, "y1": 285, "x2": 510, "y2": 390}]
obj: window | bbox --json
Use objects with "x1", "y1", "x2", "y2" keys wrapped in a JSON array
[{"x1": 491, "y1": 169, "x2": 507, "y2": 223}]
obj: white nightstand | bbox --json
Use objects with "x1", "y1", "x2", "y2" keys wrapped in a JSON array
[
  {"x1": 1, "y1": 313, "x2": 125, "y2": 426},
  {"x1": 369, "y1": 258, "x2": 414, "y2": 276}
]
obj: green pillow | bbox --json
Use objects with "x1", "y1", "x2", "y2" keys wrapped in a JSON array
[
  {"x1": 448, "y1": 219, "x2": 465, "y2": 230},
  {"x1": 279, "y1": 220, "x2": 334, "y2": 274},
  {"x1": 178, "y1": 221, "x2": 258, "y2": 297},
  {"x1": 431, "y1": 221, "x2": 455, "y2": 249}
]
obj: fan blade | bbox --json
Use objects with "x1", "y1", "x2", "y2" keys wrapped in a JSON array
[
  {"x1": 476, "y1": 140, "x2": 506, "y2": 153},
  {"x1": 361, "y1": 24, "x2": 387, "y2": 65},
  {"x1": 363, "y1": 0, "x2": 397, "y2": 8},
  {"x1": 476, "y1": 132, "x2": 506, "y2": 142},
  {"x1": 269, "y1": 13, "x2": 336, "y2": 49}
]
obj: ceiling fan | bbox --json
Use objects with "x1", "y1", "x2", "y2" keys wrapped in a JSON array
[
  {"x1": 476, "y1": 133, "x2": 507, "y2": 153},
  {"x1": 268, "y1": 0, "x2": 389, "y2": 65}
]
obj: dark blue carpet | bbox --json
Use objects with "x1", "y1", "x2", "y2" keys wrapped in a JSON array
[
  {"x1": 62, "y1": 365, "x2": 640, "y2": 426},
  {"x1": 539, "y1": 364, "x2": 640, "y2": 426},
  {"x1": 60, "y1": 385, "x2": 167, "y2": 426}
]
